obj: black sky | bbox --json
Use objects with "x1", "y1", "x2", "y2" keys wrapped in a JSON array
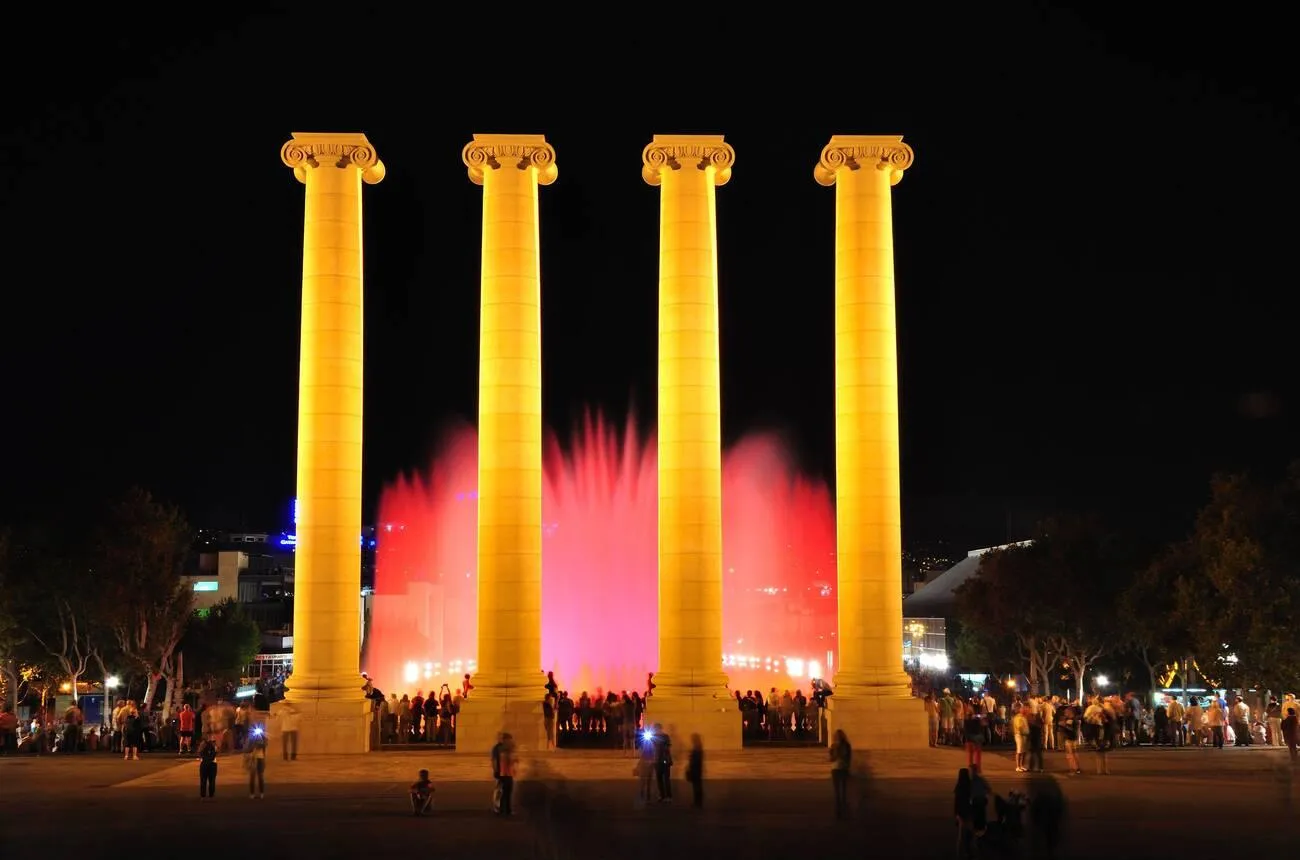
[{"x1": 1, "y1": 7, "x2": 1295, "y2": 550}]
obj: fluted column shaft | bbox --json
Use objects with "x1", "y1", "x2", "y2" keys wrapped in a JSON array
[
  {"x1": 281, "y1": 132, "x2": 385, "y2": 700},
  {"x1": 464, "y1": 134, "x2": 557, "y2": 695},
  {"x1": 643, "y1": 135, "x2": 734, "y2": 695},
  {"x1": 816, "y1": 136, "x2": 915, "y2": 694}
]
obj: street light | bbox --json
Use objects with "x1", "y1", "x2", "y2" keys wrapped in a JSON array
[
  {"x1": 1095, "y1": 674, "x2": 1109, "y2": 688},
  {"x1": 105, "y1": 676, "x2": 120, "y2": 689}
]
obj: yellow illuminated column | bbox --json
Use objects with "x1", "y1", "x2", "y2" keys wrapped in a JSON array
[
  {"x1": 642, "y1": 135, "x2": 740, "y2": 751},
  {"x1": 454, "y1": 134, "x2": 557, "y2": 754},
  {"x1": 815, "y1": 135, "x2": 926, "y2": 749},
  {"x1": 273, "y1": 132, "x2": 385, "y2": 754}
]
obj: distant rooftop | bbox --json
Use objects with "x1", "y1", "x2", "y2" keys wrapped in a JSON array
[{"x1": 902, "y1": 540, "x2": 1031, "y2": 618}]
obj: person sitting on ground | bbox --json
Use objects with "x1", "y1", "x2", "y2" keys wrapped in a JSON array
[{"x1": 410, "y1": 768, "x2": 434, "y2": 815}]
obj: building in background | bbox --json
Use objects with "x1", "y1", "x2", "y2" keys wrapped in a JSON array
[{"x1": 185, "y1": 503, "x2": 378, "y2": 679}]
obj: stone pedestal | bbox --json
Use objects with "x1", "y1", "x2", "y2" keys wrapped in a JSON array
[
  {"x1": 824, "y1": 688, "x2": 929, "y2": 751},
  {"x1": 646, "y1": 693, "x2": 741, "y2": 754},
  {"x1": 454, "y1": 695, "x2": 546, "y2": 755},
  {"x1": 269, "y1": 698, "x2": 372, "y2": 755}
]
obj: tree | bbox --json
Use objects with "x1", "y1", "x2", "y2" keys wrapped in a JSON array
[
  {"x1": 1121, "y1": 541, "x2": 1195, "y2": 694},
  {"x1": 0, "y1": 528, "x2": 27, "y2": 709},
  {"x1": 1170, "y1": 466, "x2": 1300, "y2": 693},
  {"x1": 956, "y1": 516, "x2": 1136, "y2": 701},
  {"x1": 955, "y1": 543, "x2": 1067, "y2": 696},
  {"x1": 181, "y1": 598, "x2": 261, "y2": 688},
  {"x1": 1034, "y1": 516, "x2": 1136, "y2": 703},
  {"x1": 0, "y1": 527, "x2": 76, "y2": 710},
  {"x1": 17, "y1": 528, "x2": 100, "y2": 704},
  {"x1": 96, "y1": 488, "x2": 194, "y2": 720}
]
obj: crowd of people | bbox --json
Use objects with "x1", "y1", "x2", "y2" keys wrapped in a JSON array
[{"x1": 925, "y1": 687, "x2": 1300, "y2": 777}]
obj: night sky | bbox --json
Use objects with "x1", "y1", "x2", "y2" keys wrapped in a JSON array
[{"x1": 2, "y1": 8, "x2": 1294, "y2": 551}]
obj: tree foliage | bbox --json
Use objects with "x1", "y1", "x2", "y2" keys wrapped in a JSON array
[
  {"x1": 1120, "y1": 538, "x2": 1194, "y2": 692},
  {"x1": 15, "y1": 525, "x2": 101, "y2": 703},
  {"x1": 1168, "y1": 467, "x2": 1300, "y2": 692},
  {"x1": 181, "y1": 598, "x2": 261, "y2": 685},
  {"x1": 95, "y1": 488, "x2": 194, "y2": 717},
  {"x1": 955, "y1": 516, "x2": 1136, "y2": 699}
]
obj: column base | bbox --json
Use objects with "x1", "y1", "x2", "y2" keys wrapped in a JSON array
[
  {"x1": 455, "y1": 695, "x2": 546, "y2": 754},
  {"x1": 269, "y1": 697, "x2": 372, "y2": 755},
  {"x1": 646, "y1": 693, "x2": 742, "y2": 752},
  {"x1": 825, "y1": 688, "x2": 928, "y2": 750}
]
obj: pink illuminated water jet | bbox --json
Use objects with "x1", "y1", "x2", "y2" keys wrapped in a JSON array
[{"x1": 367, "y1": 414, "x2": 838, "y2": 698}]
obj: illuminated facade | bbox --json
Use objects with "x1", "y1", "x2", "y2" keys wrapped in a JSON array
[
  {"x1": 454, "y1": 134, "x2": 558, "y2": 753},
  {"x1": 815, "y1": 135, "x2": 927, "y2": 748},
  {"x1": 273, "y1": 132, "x2": 385, "y2": 753},
  {"x1": 642, "y1": 135, "x2": 741, "y2": 750}
]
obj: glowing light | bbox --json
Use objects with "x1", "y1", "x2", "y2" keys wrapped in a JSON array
[
  {"x1": 1095, "y1": 674, "x2": 1109, "y2": 687},
  {"x1": 919, "y1": 653, "x2": 949, "y2": 672},
  {"x1": 192, "y1": 581, "x2": 218, "y2": 592},
  {"x1": 403, "y1": 662, "x2": 419, "y2": 684},
  {"x1": 105, "y1": 675, "x2": 120, "y2": 689},
  {"x1": 786, "y1": 658, "x2": 805, "y2": 678},
  {"x1": 60, "y1": 682, "x2": 71, "y2": 693},
  {"x1": 366, "y1": 418, "x2": 839, "y2": 695}
]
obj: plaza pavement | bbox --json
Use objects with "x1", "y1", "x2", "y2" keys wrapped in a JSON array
[{"x1": 3, "y1": 745, "x2": 1299, "y2": 858}]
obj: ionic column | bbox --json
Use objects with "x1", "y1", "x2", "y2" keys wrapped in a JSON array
[
  {"x1": 814, "y1": 135, "x2": 926, "y2": 748},
  {"x1": 456, "y1": 134, "x2": 557, "y2": 753},
  {"x1": 275, "y1": 132, "x2": 385, "y2": 753},
  {"x1": 642, "y1": 135, "x2": 740, "y2": 750}
]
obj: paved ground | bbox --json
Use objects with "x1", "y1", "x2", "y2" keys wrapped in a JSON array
[{"x1": 3, "y1": 744, "x2": 1299, "y2": 858}]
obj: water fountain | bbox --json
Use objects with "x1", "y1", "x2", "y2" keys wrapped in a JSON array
[{"x1": 367, "y1": 413, "x2": 838, "y2": 698}]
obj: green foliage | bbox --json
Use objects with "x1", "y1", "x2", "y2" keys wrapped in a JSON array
[
  {"x1": 95, "y1": 488, "x2": 194, "y2": 713},
  {"x1": 97, "y1": 488, "x2": 194, "y2": 660},
  {"x1": 1168, "y1": 467, "x2": 1300, "y2": 691},
  {"x1": 1120, "y1": 538, "x2": 1194, "y2": 690},
  {"x1": 950, "y1": 621, "x2": 1015, "y2": 674},
  {"x1": 181, "y1": 598, "x2": 261, "y2": 685},
  {"x1": 955, "y1": 515, "x2": 1139, "y2": 698}
]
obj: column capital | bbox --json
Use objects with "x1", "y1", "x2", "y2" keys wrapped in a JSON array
[
  {"x1": 642, "y1": 134, "x2": 735, "y2": 187},
  {"x1": 281, "y1": 132, "x2": 385, "y2": 185},
  {"x1": 462, "y1": 134, "x2": 558, "y2": 186},
  {"x1": 814, "y1": 135, "x2": 914, "y2": 187}
]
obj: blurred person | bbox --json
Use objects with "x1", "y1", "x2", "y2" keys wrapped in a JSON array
[
  {"x1": 198, "y1": 734, "x2": 219, "y2": 798},
  {"x1": 685, "y1": 733, "x2": 704, "y2": 809},
  {"x1": 830, "y1": 728, "x2": 851, "y2": 819},
  {"x1": 244, "y1": 723, "x2": 267, "y2": 798},
  {"x1": 964, "y1": 702, "x2": 985, "y2": 769}
]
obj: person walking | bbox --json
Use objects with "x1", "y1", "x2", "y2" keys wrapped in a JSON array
[
  {"x1": 685, "y1": 734, "x2": 704, "y2": 809},
  {"x1": 245, "y1": 724, "x2": 267, "y2": 798},
  {"x1": 198, "y1": 734, "x2": 218, "y2": 798},
  {"x1": 497, "y1": 733, "x2": 517, "y2": 816},
  {"x1": 830, "y1": 729, "x2": 851, "y2": 819},
  {"x1": 279, "y1": 702, "x2": 300, "y2": 760},
  {"x1": 1283, "y1": 705, "x2": 1299, "y2": 764},
  {"x1": 652, "y1": 723, "x2": 673, "y2": 802}
]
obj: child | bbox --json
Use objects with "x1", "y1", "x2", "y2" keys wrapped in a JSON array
[
  {"x1": 410, "y1": 768, "x2": 434, "y2": 815},
  {"x1": 198, "y1": 734, "x2": 218, "y2": 798}
]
